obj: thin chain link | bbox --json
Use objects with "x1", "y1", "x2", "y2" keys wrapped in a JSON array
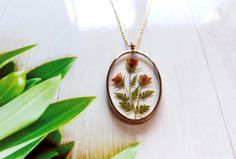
[{"x1": 110, "y1": 0, "x2": 153, "y2": 49}]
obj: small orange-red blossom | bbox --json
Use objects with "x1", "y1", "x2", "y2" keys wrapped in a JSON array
[
  {"x1": 139, "y1": 74, "x2": 152, "y2": 87},
  {"x1": 112, "y1": 73, "x2": 124, "y2": 87},
  {"x1": 127, "y1": 57, "x2": 138, "y2": 73}
]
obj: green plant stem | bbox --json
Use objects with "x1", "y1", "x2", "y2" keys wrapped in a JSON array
[
  {"x1": 129, "y1": 73, "x2": 139, "y2": 119},
  {"x1": 129, "y1": 73, "x2": 131, "y2": 94},
  {"x1": 124, "y1": 73, "x2": 136, "y2": 115},
  {"x1": 128, "y1": 73, "x2": 135, "y2": 112},
  {"x1": 124, "y1": 86, "x2": 134, "y2": 106},
  {"x1": 135, "y1": 86, "x2": 142, "y2": 119}
]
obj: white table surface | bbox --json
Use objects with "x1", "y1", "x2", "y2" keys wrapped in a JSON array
[{"x1": 1, "y1": 0, "x2": 236, "y2": 158}]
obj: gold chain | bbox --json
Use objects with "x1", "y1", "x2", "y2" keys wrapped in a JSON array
[{"x1": 110, "y1": 0, "x2": 153, "y2": 50}]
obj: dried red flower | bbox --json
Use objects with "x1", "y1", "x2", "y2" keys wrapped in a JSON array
[
  {"x1": 139, "y1": 74, "x2": 152, "y2": 87},
  {"x1": 112, "y1": 73, "x2": 124, "y2": 87},
  {"x1": 127, "y1": 57, "x2": 138, "y2": 73}
]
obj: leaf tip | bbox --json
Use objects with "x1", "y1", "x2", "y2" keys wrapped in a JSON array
[
  {"x1": 82, "y1": 96, "x2": 96, "y2": 106},
  {"x1": 87, "y1": 96, "x2": 96, "y2": 101},
  {"x1": 129, "y1": 142, "x2": 139, "y2": 148},
  {"x1": 70, "y1": 56, "x2": 77, "y2": 61},
  {"x1": 26, "y1": 44, "x2": 37, "y2": 50},
  {"x1": 64, "y1": 56, "x2": 77, "y2": 63}
]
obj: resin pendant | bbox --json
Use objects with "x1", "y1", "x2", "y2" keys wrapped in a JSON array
[{"x1": 106, "y1": 50, "x2": 162, "y2": 124}]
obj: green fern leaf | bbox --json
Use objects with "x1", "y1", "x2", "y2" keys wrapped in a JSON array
[
  {"x1": 115, "y1": 93, "x2": 129, "y2": 101},
  {"x1": 140, "y1": 90, "x2": 154, "y2": 99},
  {"x1": 132, "y1": 87, "x2": 139, "y2": 100},
  {"x1": 137, "y1": 105, "x2": 150, "y2": 114},
  {"x1": 130, "y1": 75, "x2": 137, "y2": 87},
  {"x1": 119, "y1": 101, "x2": 133, "y2": 112}
]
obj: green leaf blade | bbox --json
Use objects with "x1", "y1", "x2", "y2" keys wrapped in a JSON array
[
  {"x1": 0, "y1": 76, "x2": 61, "y2": 140},
  {"x1": 29, "y1": 141, "x2": 74, "y2": 159},
  {"x1": 0, "y1": 137, "x2": 44, "y2": 159},
  {"x1": 0, "y1": 44, "x2": 36, "y2": 69},
  {"x1": 27, "y1": 57, "x2": 77, "y2": 81},
  {"x1": 0, "y1": 62, "x2": 16, "y2": 79},
  {"x1": 0, "y1": 96, "x2": 95, "y2": 152},
  {"x1": 4, "y1": 136, "x2": 45, "y2": 159},
  {"x1": 24, "y1": 78, "x2": 42, "y2": 91},
  {"x1": 112, "y1": 142, "x2": 139, "y2": 159},
  {"x1": 45, "y1": 129, "x2": 62, "y2": 146},
  {"x1": 53, "y1": 142, "x2": 74, "y2": 159},
  {"x1": 34, "y1": 150, "x2": 59, "y2": 159},
  {"x1": 0, "y1": 71, "x2": 26, "y2": 106}
]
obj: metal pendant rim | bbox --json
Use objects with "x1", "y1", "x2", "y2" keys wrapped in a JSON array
[{"x1": 106, "y1": 50, "x2": 162, "y2": 125}]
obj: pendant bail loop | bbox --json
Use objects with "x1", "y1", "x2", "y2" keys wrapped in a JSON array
[{"x1": 130, "y1": 42, "x2": 135, "y2": 51}]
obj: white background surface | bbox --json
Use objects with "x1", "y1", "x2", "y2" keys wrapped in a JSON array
[{"x1": 0, "y1": 0, "x2": 236, "y2": 158}]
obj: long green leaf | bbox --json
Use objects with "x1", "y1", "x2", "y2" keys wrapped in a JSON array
[
  {"x1": 4, "y1": 136, "x2": 45, "y2": 159},
  {"x1": 25, "y1": 129, "x2": 63, "y2": 158},
  {"x1": 27, "y1": 57, "x2": 77, "y2": 81},
  {"x1": 53, "y1": 142, "x2": 74, "y2": 159},
  {"x1": 34, "y1": 150, "x2": 58, "y2": 159},
  {"x1": 112, "y1": 143, "x2": 139, "y2": 159},
  {"x1": 24, "y1": 78, "x2": 42, "y2": 91},
  {"x1": 0, "y1": 71, "x2": 26, "y2": 106},
  {"x1": 0, "y1": 62, "x2": 16, "y2": 79},
  {"x1": 25, "y1": 129, "x2": 62, "y2": 158},
  {"x1": 0, "y1": 76, "x2": 61, "y2": 140},
  {"x1": 45, "y1": 129, "x2": 62, "y2": 146},
  {"x1": 33, "y1": 142, "x2": 74, "y2": 159},
  {"x1": 0, "y1": 137, "x2": 42, "y2": 159},
  {"x1": 0, "y1": 44, "x2": 36, "y2": 69},
  {"x1": 0, "y1": 97, "x2": 95, "y2": 153}
]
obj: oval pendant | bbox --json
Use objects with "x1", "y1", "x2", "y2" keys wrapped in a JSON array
[{"x1": 106, "y1": 50, "x2": 162, "y2": 124}]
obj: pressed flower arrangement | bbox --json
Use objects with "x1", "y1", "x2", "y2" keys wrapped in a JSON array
[
  {"x1": 0, "y1": 45, "x2": 138, "y2": 159},
  {"x1": 111, "y1": 55, "x2": 155, "y2": 119}
]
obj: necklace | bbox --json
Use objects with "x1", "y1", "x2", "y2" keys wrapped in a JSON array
[{"x1": 106, "y1": 0, "x2": 162, "y2": 124}]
